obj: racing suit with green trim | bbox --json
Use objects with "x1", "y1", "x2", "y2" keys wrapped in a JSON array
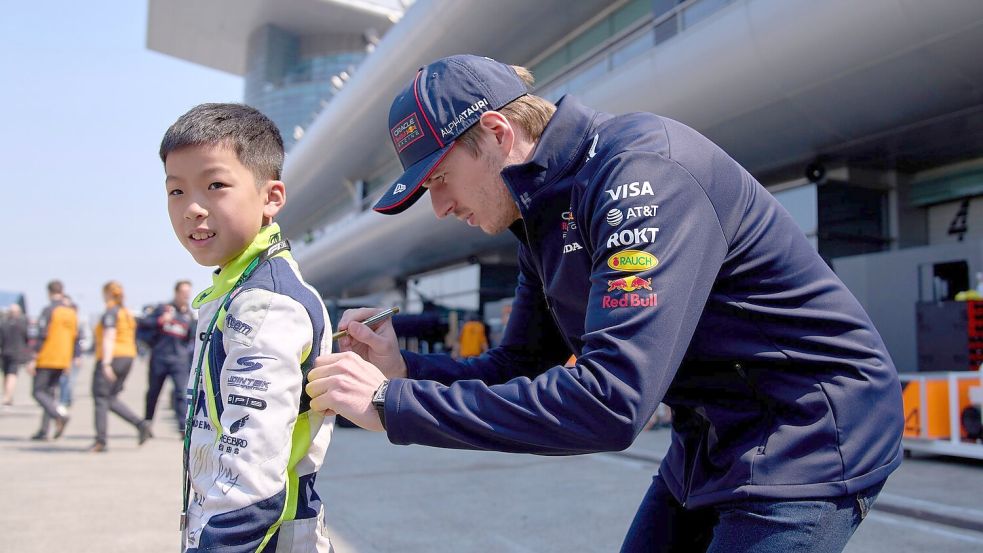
[{"x1": 184, "y1": 224, "x2": 333, "y2": 553}]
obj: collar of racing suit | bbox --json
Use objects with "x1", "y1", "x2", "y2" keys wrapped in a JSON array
[{"x1": 192, "y1": 223, "x2": 286, "y2": 308}]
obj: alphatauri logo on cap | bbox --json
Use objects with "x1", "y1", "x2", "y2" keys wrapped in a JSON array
[{"x1": 393, "y1": 183, "x2": 406, "y2": 195}]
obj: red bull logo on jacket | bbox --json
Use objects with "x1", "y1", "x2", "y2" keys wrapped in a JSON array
[
  {"x1": 601, "y1": 293, "x2": 658, "y2": 309},
  {"x1": 607, "y1": 250, "x2": 658, "y2": 272},
  {"x1": 607, "y1": 276, "x2": 653, "y2": 293}
]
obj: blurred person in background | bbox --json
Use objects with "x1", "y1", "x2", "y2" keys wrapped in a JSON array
[
  {"x1": 453, "y1": 313, "x2": 488, "y2": 359},
  {"x1": 139, "y1": 279, "x2": 196, "y2": 435},
  {"x1": 56, "y1": 294, "x2": 84, "y2": 417},
  {"x1": 28, "y1": 280, "x2": 77, "y2": 440},
  {"x1": 1, "y1": 304, "x2": 31, "y2": 406},
  {"x1": 89, "y1": 281, "x2": 150, "y2": 452}
]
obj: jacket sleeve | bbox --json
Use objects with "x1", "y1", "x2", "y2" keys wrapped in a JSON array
[
  {"x1": 137, "y1": 304, "x2": 163, "y2": 331},
  {"x1": 33, "y1": 306, "x2": 51, "y2": 353},
  {"x1": 404, "y1": 249, "x2": 571, "y2": 386},
  {"x1": 385, "y1": 151, "x2": 728, "y2": 454},
  {"x1": 188, "y1": 288, "x2": 313, "y2": 552}
]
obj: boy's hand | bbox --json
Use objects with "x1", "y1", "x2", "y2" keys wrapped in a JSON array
[
  {"x1": 306, "y1": 352, "x2": 386, "y2": 432},
  {"x1": 335, "y1": 307, "x2": 407, "y2": 380}
]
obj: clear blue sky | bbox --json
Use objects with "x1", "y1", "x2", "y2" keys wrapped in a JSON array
[{"x1": 0, "y1": 1, "x2": 242, "y2": 323}]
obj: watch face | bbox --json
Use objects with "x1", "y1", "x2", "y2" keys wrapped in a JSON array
[{"x1": 373, "y1": 381, "x2": 389, "y2": 404}]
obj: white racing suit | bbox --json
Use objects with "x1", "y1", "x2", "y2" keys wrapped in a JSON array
[{"x1": 184, "y1": 225, "x2": 333, "y2": 552}]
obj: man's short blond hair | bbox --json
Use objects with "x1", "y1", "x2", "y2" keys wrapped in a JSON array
[{"x1": 456, "y1": 65, "x2": 556, "y2": 157}]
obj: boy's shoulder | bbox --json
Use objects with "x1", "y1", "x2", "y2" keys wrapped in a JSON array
[
  {"x1": 221, "y1": 256, "x2": 328, "y2": 347},
  {"x1": 240, "y1": 256, "x2": 325, "y2": 312}
]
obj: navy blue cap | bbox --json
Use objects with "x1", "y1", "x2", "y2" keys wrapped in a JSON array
[{"x1": 374, "y1": 55, "x2": 529, "y2": 214}]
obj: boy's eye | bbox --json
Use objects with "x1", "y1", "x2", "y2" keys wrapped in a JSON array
[
  {"x1": 208, "y1": 182, "x2": 227, "y2": 190},
  {"x1": 168, "y1": 189, "x2": 183, "y2": 196}
]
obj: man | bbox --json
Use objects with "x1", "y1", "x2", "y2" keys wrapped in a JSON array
[
  {"x1": 306, "y1": 55, "x2": 904, "y2": 552},
  {"x1": 138, "y1": 280, "x2": 195, "y2": 434},
  {"x1": 29, "y1": 280, "x2": 78, "y2": 440},
  {"x1": 1, "y1": 304, "x2": 31, "y2": 406}
]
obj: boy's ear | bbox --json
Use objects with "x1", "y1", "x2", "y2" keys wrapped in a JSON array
[{"x1": 262, "y1": 180, "x2": 286, "y2": 223}]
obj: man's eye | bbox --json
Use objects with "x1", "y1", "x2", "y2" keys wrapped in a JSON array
[
  {"x1": 208, "y1": 182, "x2": 227, "y2": 190},
  {"x1": 168, "y1": 189, "x2": 183, "y2": 196}
]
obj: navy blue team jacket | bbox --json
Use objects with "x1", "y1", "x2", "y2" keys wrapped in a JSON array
[{"x1": 384, "y1": 96, "x2": 904, "y2": 508}]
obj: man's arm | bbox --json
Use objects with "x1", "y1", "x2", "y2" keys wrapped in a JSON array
[
  {"x1": 137, "y1": 304, "x2": 163, "y2": 331},
  {"x1": 403, "y1": 251, "x2": 571, "y2": 386},
  {"x1": 32, "y1": 306, "x2": 51, "y2": 353},
  {"x1": 323, "y1": 151, "x2": 729, "y2": 454},
  {"x1": 187, "y1": 288, "x2": 315, "y2": 552}
]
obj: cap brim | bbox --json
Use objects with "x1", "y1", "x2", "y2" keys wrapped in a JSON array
[{"x1": 373, "y1": 143, "x2": 456, "y2": 215}]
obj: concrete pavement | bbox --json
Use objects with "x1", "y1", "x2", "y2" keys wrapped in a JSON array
[{"x1": 1, "y1": 355, "x2": 981, "y2": 552}]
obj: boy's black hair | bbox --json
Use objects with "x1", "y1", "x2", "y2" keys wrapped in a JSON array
[{"x1": 160, "y1": 103, "x2": 284, "y2": 181}]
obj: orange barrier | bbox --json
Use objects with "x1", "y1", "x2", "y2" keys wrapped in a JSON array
[{"x1": 902, "y1": 378, "x2": 977, "y2": 439}]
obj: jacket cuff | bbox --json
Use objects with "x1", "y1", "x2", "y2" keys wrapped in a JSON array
[{"x1": 383, "y1": 377, "x2": 411, "y2": 445}]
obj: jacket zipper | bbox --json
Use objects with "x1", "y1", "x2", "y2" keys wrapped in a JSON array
[{"x1": 517, "y1": 215, "x2": 578, "y2": 355}]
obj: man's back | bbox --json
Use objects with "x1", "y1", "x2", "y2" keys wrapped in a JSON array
[
  {"x1": 1, "y1": 314, "x2": 29, "y2": 361},
  {"x1": 36, "y1": 302, "x2": 77, "y2": 369}
]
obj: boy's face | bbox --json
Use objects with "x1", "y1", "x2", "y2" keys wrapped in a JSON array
[{"x1": 164, "y1": 143, "x2": 285, "y2": 268}]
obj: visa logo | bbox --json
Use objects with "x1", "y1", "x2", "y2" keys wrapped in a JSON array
[{"x1": 606, "y1": 181, "x2": 654, "y2": 201}]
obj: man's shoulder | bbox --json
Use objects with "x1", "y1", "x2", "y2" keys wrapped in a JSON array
[{"x1": 592, "y1": 111, "x2": 668, "y2": 158}]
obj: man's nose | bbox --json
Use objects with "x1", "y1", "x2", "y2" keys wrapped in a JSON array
[{"x1": 429, "y1": 189, "x2": 454, "y2": 219}]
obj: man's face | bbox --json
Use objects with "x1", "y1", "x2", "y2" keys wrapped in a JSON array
[
  {"x1": 423, "y1": 136, "x2": 520, "y2": 235},
  {"x1": 164, "y1": 143, "x2": 280, "y2": 268},
  {"x1": 174, "y1": 283, "x2": 191, "y2": 307}
]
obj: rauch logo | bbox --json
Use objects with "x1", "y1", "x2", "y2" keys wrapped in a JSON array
[{"x1": 607, "y1": 250, "x2": 658, "y2": 272}]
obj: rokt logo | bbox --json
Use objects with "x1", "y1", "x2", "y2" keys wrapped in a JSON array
[{"x1": 607, "y1": 228, "x2": 659, "y2": 249}]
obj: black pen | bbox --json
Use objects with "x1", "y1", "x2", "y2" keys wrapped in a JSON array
[{"x1": 332, "y1": 306, "x2": 400, "y2": 340}]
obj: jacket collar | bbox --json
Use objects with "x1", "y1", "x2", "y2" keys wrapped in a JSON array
[
  {"x1": 193, "y1": 223, "x2": 287, "y2": 308},
  {"x1": 501, "y1": 95, "x2": 600, "y2": 214}
]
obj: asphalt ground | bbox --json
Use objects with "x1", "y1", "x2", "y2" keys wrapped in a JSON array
[{"x1": 1, "y1": 355, "x2": 980, "y2": 552}]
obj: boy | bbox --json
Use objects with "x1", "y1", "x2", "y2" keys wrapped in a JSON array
[{"x1": 160, "y1": 103, "x2": 333, "y2": 552}]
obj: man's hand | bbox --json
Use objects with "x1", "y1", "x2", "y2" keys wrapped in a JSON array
[
  {"x1": 159, "y1": 305, "x2": 175, "y2": 325},
  {"x1": 306, "y1": 352, "x2": 387, "y2": 432},
  {"x1": 25, "y1": 360, "x2": 36, "y2": 376},
  {"x1": 335, "y1": 307, "x2": 407, "y2": 380}
]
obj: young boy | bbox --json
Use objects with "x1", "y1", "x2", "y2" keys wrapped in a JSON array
[{"x1": 160, "y1": 103, "x2": 333, "y2": 552}]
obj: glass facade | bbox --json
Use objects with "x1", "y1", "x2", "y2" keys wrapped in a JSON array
[
  {"x1": 533, "y1": 0, "x2": 736, "y2": 99},
  {"x1": 244, "y1": 25, "x2": 367, "y2": 151}
]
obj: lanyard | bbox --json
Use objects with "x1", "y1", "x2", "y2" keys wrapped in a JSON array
[{"x1": 180, "y1": 239, "x2": 290, "y2": 536}]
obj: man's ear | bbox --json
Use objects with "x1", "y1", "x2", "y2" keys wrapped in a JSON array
[
  {"x1": 478, "y1": 111, "x2": 514, "y2": 155},
  {"x1": 262, "y1": 180, "x2": 286, "y2": 224}
]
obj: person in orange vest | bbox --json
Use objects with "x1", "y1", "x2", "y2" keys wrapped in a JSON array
[
  {"x1": 454, "y1": 314, "x2": 489, "y2": 359},
  {"x1": 28, "y1": 280, "x2": 77, "y2": 440},
  {"x1": 89, "y1": 281, "x2": 150, "y2": 452}
]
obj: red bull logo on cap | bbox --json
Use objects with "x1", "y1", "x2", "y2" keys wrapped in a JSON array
[
  {"x1": 607, "y1": 276, "x2": 653, "y2": 293},
  {"x1": 607, "y1": 250, "x2": 658, "y2": 272},
  {"x1": 392, "y1": 113, "x2": 424, "y2": 153}
]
